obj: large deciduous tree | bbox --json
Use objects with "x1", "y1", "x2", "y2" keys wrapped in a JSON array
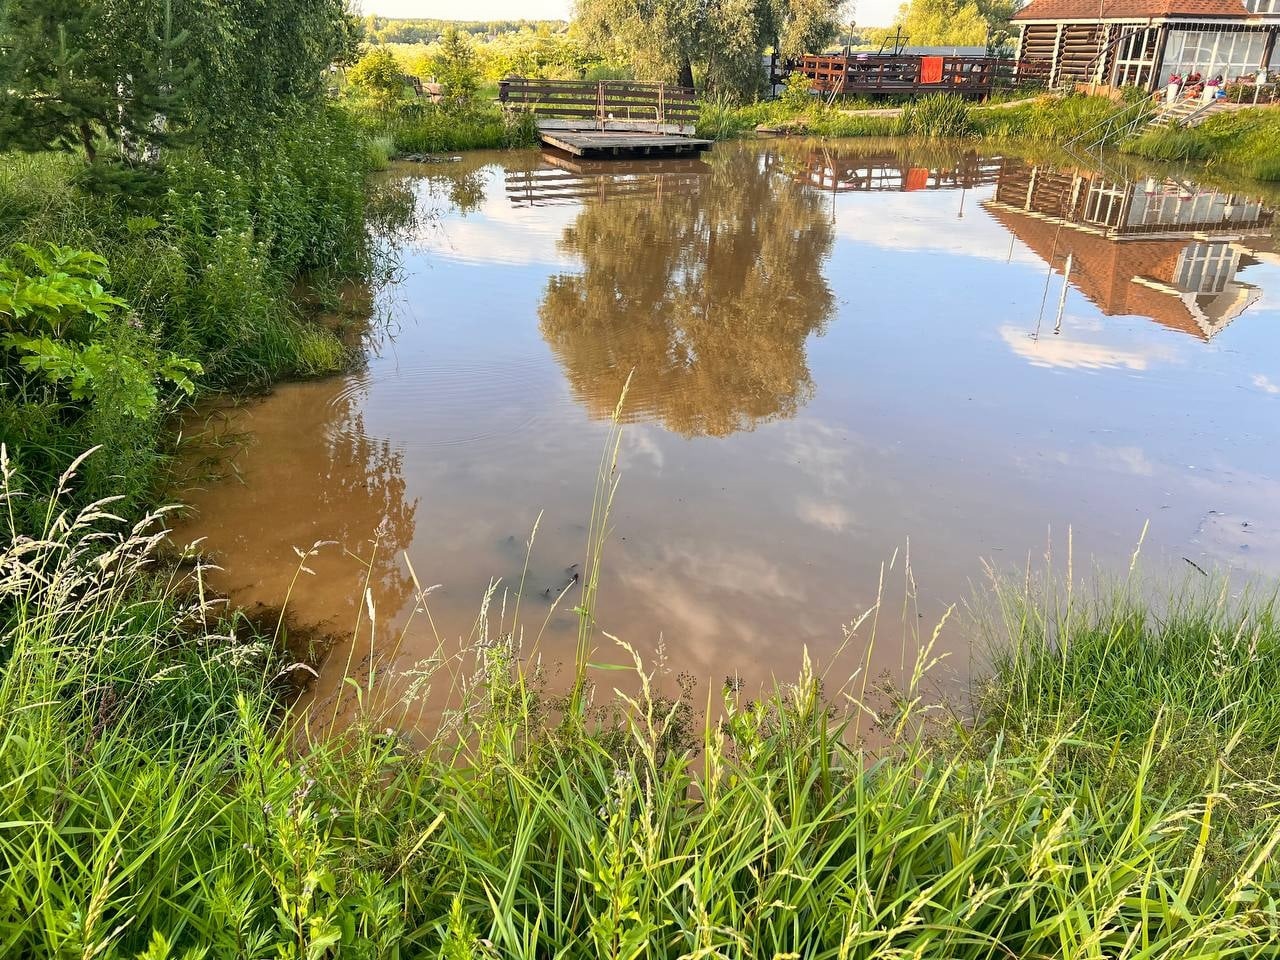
[
  {"x1": 574, "y1": 0, "x2": 846, "y2": 100},
  {"x1": 886, "y1": 0, "x2": 1019, "y2": 47}
]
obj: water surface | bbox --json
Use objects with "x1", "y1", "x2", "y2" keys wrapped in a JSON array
[{"x1": 172, "y1": 141, "x2": 1280, "y2": 720}]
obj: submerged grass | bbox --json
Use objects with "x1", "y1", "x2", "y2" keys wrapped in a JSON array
[{"x1": 3, "y1": 435, "x2": 1280, "y2": 957}]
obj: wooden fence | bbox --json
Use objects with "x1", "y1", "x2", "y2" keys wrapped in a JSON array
[{"x1": 498, "y1": 79, "x2": 699, "y2": 128}]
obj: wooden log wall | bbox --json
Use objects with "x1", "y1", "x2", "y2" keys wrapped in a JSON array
[
  {"x1": 1057, "y1": 24, "x2": 1107, "y2": 85},
  {"x1": 1017, "y1": 23, "x2": 1060, "y2": 79}
]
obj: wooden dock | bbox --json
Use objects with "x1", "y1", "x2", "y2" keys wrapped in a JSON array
[
  {"x1": 499, "y1": 79, "x2": 712, "y2": 159},
  {"x1": 538, "y1": 127, "x2": 711, "y2": 158}
]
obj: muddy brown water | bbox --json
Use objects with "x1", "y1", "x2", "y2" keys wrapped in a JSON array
[{"x1": 171, "y1": 140, "x2": 1280, "y2": 728}]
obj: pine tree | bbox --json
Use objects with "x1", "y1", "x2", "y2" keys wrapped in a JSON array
[{"x1": 0, "y1": 0, "x2": 190, "y2": 163}]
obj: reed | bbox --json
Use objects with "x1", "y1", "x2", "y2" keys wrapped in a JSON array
[{"x1": 2, "y1": 443, "x2": 1279, "y2": 957}]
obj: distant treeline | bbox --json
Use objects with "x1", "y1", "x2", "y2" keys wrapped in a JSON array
[{"x1": 362, "y1": 17, "x2": 568, "y2": 45}]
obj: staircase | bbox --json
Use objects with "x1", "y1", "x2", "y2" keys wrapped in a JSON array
[{"x1": 1147, "y1": 96, "x2": 1234, "y2": 129}]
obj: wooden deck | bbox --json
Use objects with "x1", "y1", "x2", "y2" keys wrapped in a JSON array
[
  {"x1": 500, "y1": 79, "x2": 711, "y2": 159},
  {"x1": 794, "y1": 53, "x2": 1036, "y2": 98},
  {"x1": 539, "y1": 127, "x2": 712, "y2": 158}
]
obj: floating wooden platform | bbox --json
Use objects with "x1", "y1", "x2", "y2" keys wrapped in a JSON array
[
  {"x1": 499, "y1": 80, "x2": 712, "y2": 160},
  {"x1": 539, "y1": 128, "x2": 712, "y2": 158}
]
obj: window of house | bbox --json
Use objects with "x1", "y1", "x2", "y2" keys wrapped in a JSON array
[
  {"x1": 1162, "y1": 29, "x2": 1268, "y2": 82},
  {"x1": 1176, "y1": 241, "x2": 1238, "y2": 295}
]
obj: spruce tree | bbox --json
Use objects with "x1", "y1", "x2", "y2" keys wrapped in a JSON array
[{"x1": 0, "y1": 0, "x2": 191, "y2": 163}]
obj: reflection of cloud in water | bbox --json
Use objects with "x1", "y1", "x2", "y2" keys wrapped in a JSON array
[
  {"x1": 1093, "y1": 445, "x2": 1156, "y2": 477},
  {"x1": 796, "y1": 496, "x2": 855, "y2": 532},
  {"x1": 623, "y1": 426, "x2": 666, "y2": 472},
  {"x1": 410, "y1": 174, "x2": 577, "y2": 268},
  {"x1": 999, "y1": 323, "x2": 1181, "y2": 371},
  {"x1": 835, "y1": 191, "x2": 1043, "y2": 265},
  {"x1": 1253, "y1": 373, "x2": 1280, "y2": 395},
  {"x1": 616, "y1": 540, "x2": 816, "y2": 675}
]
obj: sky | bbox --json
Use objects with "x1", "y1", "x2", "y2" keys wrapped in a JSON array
[{"x1": 358, "y1": 0, "x2": 901, "y2": 27}]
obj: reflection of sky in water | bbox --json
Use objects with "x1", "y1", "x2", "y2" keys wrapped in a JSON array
[{"x1": 174, "y1": 143, "x2": 1280, "y2": 714}]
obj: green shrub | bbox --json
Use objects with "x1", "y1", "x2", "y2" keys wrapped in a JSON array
[
  {"x1": 349, "y1": 47, "x2": 407, "y2": 113},
  {"x1": 895, "y1": 93, "x2": 974, "y2": 138},
  {"x1": 0, "y1": 106, "x2": 375, "y2": 519},
  {"x1": 780, "y1": 71, "x2": 815, "y2": 111}
]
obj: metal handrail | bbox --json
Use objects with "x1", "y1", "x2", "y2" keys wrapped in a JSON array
[{"x1": 1061, "y1": 95, "x2": 1154, "y2": 154}]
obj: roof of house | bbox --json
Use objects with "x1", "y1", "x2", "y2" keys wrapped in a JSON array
[{"x1": 1011, "y1": 0, "x2": 1250, "y2": 21}]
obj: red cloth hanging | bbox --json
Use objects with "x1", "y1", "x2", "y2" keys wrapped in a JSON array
[
  {"x1": 920, "y1": 56, "x2": 944, "y2": 84},
  {"x1": 905, "y1": 168, "x2": 929, "y2": 191}
]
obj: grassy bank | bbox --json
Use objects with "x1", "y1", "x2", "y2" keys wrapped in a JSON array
[
  {"x1": 698, "y1": 93, "x2": 1123, "y2": 144},
  {"x1": 0, "y1": 106, "x2": 379, "y2": 525},
  {"x1": 3, "y1": 451, "x2": 1279, "y2": 958},
  {"x1": 346, "y1": 98, "x2": 540, "y2": 156},
  {"x1": 1123, "y1": 107, "x2": 1280, "y2": 181}
]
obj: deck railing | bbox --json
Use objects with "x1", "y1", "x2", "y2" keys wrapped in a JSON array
[
  {"x1": 498, "y1": 78, "x2": 699, "y2": 129},
  {"x1": 795, "y1": 54, "x2": 1028, "y2": 96}
]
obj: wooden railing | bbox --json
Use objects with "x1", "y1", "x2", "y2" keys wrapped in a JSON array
[
  {"x1": 798, "y1": 151, "x2": 1005, "y2": 193},
  {"x1": 498, "y1": 78, "x2": 699, "y2": 128},
  {"x1": 796, "y1": 54, "x2": 1027, "y2": 96}
]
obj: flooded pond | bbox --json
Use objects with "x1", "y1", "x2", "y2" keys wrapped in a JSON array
[{"x1": 172, "y1": 140, "x2": 1280, "y2": 720}]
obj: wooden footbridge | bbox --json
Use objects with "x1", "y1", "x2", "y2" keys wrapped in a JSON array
[{"x1": 498, "y1": 79, "x2": 712, "y2": 159}]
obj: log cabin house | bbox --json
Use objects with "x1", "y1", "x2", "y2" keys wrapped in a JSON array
[{"x1": 1012, "y1": 0, "x2": 1280, "y2": 92}]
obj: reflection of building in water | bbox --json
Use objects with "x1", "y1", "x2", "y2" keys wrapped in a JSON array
[
  {"x1": 984, "y1": 162, "x2": 1275, "y2": 339},
  {"x1": 797, "y1": 151, "x2": 1004, "y2": 193},
  {"x1": 505, "y1": 153, "x2": 710, "y2": 207}
]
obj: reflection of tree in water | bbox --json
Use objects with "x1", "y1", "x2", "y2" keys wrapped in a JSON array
[
  {"x1": 539, "y1": 148, "x2": 836, "y2": 437},
  {"x1": 415, "y1": 161, "x2": 490, "y2": 217},
  {"x1": 315, "y1": 386, "x2": 419, "y2": 632}
]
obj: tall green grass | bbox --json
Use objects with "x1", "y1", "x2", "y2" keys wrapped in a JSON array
[
  {"x1": 349, "y1": 99, "x2": 540, "y2": 156},
  {"x1": 699, "y1": 93, "x2": 1122, "y2": 146},
  {"x1": 1123, "y1": 108, "x2": 1280, "y2": 181},
  {"x1": 3, "y1": 439, "x2": 1279, "y2": 957}
]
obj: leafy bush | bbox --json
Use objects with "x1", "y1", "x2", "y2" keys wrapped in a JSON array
[
  {"x1": 1, "y1": 244, "x2": 200, "y2": 417},
  {"x1": 780, "y1": 71, "x2": 815, "y2": 111},
  {"x1": 349, "y1": 47, "x2": 408, "y2": 113},
  {"x1": 0, "y1": 106, "x2": 375, "y2": 519}
]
